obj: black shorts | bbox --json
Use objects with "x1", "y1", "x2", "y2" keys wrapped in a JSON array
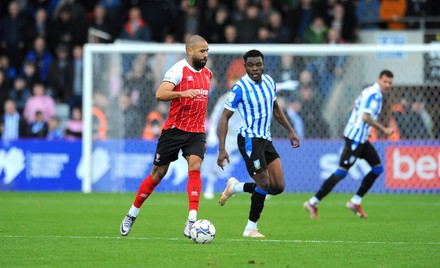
[
  {"x1": 339, "y1": 138, "x2": 381, "y2": 169},
  {"x1": 153, "y1": 128, "x2": 206, "y2": 166},
  {"x1": 237, "y1": 135, "x2": 280, "y2": 177}
]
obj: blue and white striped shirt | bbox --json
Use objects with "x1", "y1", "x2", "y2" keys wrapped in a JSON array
[
  {"x1": 343, "y1": 82, "x2": 383, "y2": 143},
  {"x1": 2, "y1": 113, "x2": 20, "y2": 141},
  {"x1": 224, "y1": 73, "x2": 276, "y2": 141}
]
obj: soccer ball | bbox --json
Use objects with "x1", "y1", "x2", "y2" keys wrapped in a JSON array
[{"x1": 190, "y1": 219, "x2": 216, "y2": 244}]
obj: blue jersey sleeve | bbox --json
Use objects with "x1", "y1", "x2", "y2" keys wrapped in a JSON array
[{"x1": 224, "y1": 85, "x2": 243, "y2": 111}]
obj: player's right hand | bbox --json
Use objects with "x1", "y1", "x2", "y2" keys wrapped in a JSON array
[
  {"x1": 181, "y1": 89, "x2": 199, "y2": 99},
  {"x1": 383, "y1": 126, "x2": 395, "y2": 136}
]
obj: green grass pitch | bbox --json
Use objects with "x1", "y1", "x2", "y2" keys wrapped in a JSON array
[{"x1": 1, "y1": 192, "x2": 439, "y2": 267}]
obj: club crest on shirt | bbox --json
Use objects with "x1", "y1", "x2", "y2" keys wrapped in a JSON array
[
  {"x1": 254, "y1": 159, "x2": 261, "y2": 170},
  {"x1": 188, "y1": 75, "x2": 194, "y2": 81},
  {"x1": 205, "y1": 75, "x2": 211, "y2": 84}
]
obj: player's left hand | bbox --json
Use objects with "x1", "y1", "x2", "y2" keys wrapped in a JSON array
[
  {"x1": 289, "y1": 132, "x2": 300, "y2": 148},
  {"x1": 217, "y1": 149, "x2": 230, "y2": 170}
]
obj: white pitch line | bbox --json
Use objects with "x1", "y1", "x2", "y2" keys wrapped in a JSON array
[{"x1": 1, "y1": 235, "x2": 440, "y2": 245}]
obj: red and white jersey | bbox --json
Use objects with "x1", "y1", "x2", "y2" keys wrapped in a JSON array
[{"x1": 162, "y1": 59, "x2": 212, "y2": 133}]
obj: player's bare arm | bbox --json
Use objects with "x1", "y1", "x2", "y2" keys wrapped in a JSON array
[
  {"x1": 216, "y1": 109, "x2": 234, "y2": 169},
  {"x1": 156, "y1": 81, "x2": 199, "y2": 101},
  {"x1": 362, "y1": 112, "x2": 394, "y2": 136},
  {"x1": 273, "y1": 100, "x2": 300, "y2": 148}
]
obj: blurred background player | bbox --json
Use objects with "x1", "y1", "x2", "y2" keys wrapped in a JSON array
[
  {"x1": 120, "y1": 35, "x2": 212, "y2": 239},
  {"x1": 204, "y1": 58, "x2": 245, "y2": 199},
  {"x1": 304, "y1": 70, "x2": 395, "y2": 219}
]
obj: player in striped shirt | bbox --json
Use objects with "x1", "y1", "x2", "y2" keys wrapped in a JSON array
[
  {"x1": 304, "y1": 70, "x2": 395, "y2": 219},
  {"x1": 120, "y1": 35, "x2": 212, "y2": 238},
  {"x1": 216, "y1": 50, "x2": 300, "y2": 238}
]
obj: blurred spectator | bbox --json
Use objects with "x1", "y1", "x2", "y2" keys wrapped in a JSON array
[
  {"x1": 0, "y1": 55, "x2": 17, "y2": 83},
  {"x1": 92, "y1": 91, "x2": 108, "y2": 140},
  {"x1": 317, "y1": 27, "x2": 346, "y2": 97},
  {"x1": 356, "y1": 0, "x2": 381, "y2": 29},
  {"x1": 223, "y1": 24, "x2": 238, "y2": 44},
  {"x1": 392, "y1": 95, "x2": 414, "y2": 139},
  {"x1": 297, "y1": 69, "x2": 330, "y2": 138},
  {"x1": 70, "y1": 45, "x2": 83, "y2": 111},
  {"x1": 406, "y1": 0, "x2": 430, "y2": 29},
  {"x1": 24, "y1": 36, "x2": 53, "y2": 84},
  {"x1": 175, "y1": 0, "x2": 200, "y2": 42},
  {"x1": 26, "y1": 0, "x2": 60, "y2": 19},
  {"x1": 199, "y1": 0, "x2": 220, "y2": 43},
  {"x1": 325, "y1": 1, "x2": 357, "y2": 42},
  {"x1": 23, "y1": 82, "x2": 56, "y2": 123},
  {"x1": 409, "y1": 96, "x2": 433, "y2": 139},
  {"x1": 0, "y1": 72, "x2": 9, "y2": 109},
  {"x1": 140, "y1": 0, "x2": 178, "y2": 42},
  {"x1": 55, "y1": 0, "x2": 87, "y2": 23},
  {"x1": 88, "y1": 5, "x2": 115, "y2": 43},
  {"x1": 26, "y1": 8, "x2": 51, "y2": 43},
  {"x1": 142, "y1": 102, "x2": 167, "y2": 141},
  {"x1": 119, "y1": 94, "x2": 143, "y2": 138},
  {"x1": 259, "y1": 0, "x2": 278, "y2": 25},
  {"x1": 1, "y1": 99, "x2": 28, "y2": 141},
  {"x1": 235, "y1": 4, "x2": 261, "y2": 43},
  {"x1": 286, "y1": 97, "x2": 305, "y2": 139},
  {"x1": 46, "y1": 115, "x2": 64, "y2": 140},
  {"x1": 231, "y1": 0, "x2": 250, "y2": 23},
  {"x1": 256, "y1": 26, "x2": 273, "y2": 43},
  {"x1": 64, "y1": 105, "x2": 83, "y2": 140},
  {"x1": 21, "y1": 60, "x2": 39, "y2": 89},
  {"x1": 98, "y1": 0, "x2": 122, "y2": 32},
  {"x1": 379, "y1": 0, "x2": 407, "y2": 30},
  {"x1": 0, "y1": 1, "x2": 27, "y2": 73},
  {"x1": 123, "y1": 54, "x2": 155, "y2": 117},
  {"x1": 28, "y1": 110, "x2": 49, "y2": 138},
  {"x1": 302, "y1": 16, "x2": 328, "y2": 44},
  {"x1": 278, "y1": 54, "x2": 304, "y2": 83},
  {"x1": 267, "y1": 11, "x2": 291, "y2": 43},
  {"x1": 201, "y1": 4, "x2": 231, "y2": 43},
  {"x1": 47, "y1": 44, "x2": 73, "y2": 102},
  {"x1": 288, "y1": 0, "x2": 319, "y2": 43},
  {"x1": 119, "y1": 6, "x2": 152, "y2": 42},
  {"x1": 8, "y1": 75, "x2": 32, "y2": 115},
  {"x1": 49, "y1": 5, "x2": 82, "y2": 52}
]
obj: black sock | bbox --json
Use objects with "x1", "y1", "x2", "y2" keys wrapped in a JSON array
[
  {"x1": 356, "y1": 171, "x2": 379, "y2": 197},
  {"x1": 315, "y1": 173, "x2": 346, "y2": 200},
  {"x1": 243, "y1": 182, "x2": 256, "y2": 193},
  {"x1": 249, "y1": 190, "x2": 266, "y2": 222}
]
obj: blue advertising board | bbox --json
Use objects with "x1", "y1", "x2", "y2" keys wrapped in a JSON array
[{"x1": 1, "y1": 139, "x2": 439, "y2": 193}]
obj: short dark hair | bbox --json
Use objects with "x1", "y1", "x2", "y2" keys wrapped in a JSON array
[
  {"x1": 243, "y1": 49, "x2": 264, "y2": 63},
  {"x1": 379, "y1": 70, "x2": 393, "y2": 78}
]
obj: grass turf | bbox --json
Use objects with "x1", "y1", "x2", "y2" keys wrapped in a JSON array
[{"x1": 1, "y1": 192, "x2": 439, "y2": 267}]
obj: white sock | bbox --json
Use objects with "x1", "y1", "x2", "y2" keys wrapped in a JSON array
[
  {"x1": 128, "y1": 205, "x2": 140, "y2": 217},
  {"x1": 245, "y1": 220, "x2": 257, "y2": 230},
  {"x1": 233, "y1": 182, "x2": 245, "y2": 193},
  {"x1": 309, "y1": 196, "x2": 320, "y2": 206},
  {"x1": 188, "y1": 210, "x2": 197, "y2": 222},
  {"x1": 350, "y1": 195, "x2": 362, "y2": 205}
]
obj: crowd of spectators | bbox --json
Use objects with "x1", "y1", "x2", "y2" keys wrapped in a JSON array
[{"x1": 1, "y1": 0, "x2": 439, "y2": 142}]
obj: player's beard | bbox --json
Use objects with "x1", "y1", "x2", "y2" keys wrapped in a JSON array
[{"x1": 193, "y1": 58, "x2": 207, "y2": 70}]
